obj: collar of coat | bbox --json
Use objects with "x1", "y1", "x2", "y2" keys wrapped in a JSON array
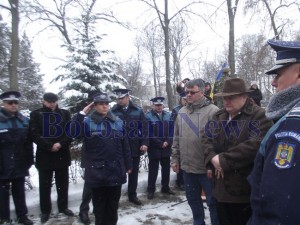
[
  {"x1": 266, "y1": 83, "x2": 300, "y2": 120},
  {"x1": 0, "y1": 108, "x2": 25, "y2": 122},
  {"x1": 112, "y1": 100, "x2": 139, "y2": 111},
  {"x1": 90, "y1": 110, "x2": 117, "y2": 124},
  {"x1": 215, "y1": 98, "x2": 254, "y2": 119},
  {"x1": 185, "y1": 96, "x2": 211, "y2": 113}
]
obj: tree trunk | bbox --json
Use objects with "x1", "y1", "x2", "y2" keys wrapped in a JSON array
[
  {"x1": 226, "y1": 0, "x2": 236, "y2": 77},
  {"x1": 164, "y1": 0, "x2": 174, "y2": 110},
  {"x1": 8, "y1": 0, "x2": 19, "y2": 90}
]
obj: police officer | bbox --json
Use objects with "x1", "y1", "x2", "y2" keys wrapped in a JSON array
[
  {"x1": 111, "y1": 88, "x2": 148, "y2": 205},
  {"x1": 146, "y1": 97, "x2": 175, "y2": 199},
  {"x1": 248, "y1": 40, "x2": 300, "y2": 225},
  {"x1": 72, "y1": 93, "x2": 132, "y2": 225},
  {"x1": 29, "y1": 92, "x2": 74, "y2": 223},
  {"x1": 0, "y1": 91, "x2": 34, "y2": 225}
]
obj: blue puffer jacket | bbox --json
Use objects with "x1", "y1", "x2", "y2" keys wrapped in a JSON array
[
  {"x1": 72, "y1": 111, "x2": 132, "y2": 188},
  {"x1": 0, "y1": 108, "x2": 33, "y2": 179},
  {"x1": 248, "y1": 101, "x2": 300, "y2": 225},
  {"x1": 145, "y1": 109, "x2": 172, "y2": 160},
  {"x1": 111, "y1": 101, "x2": 148, "y2": 157}
]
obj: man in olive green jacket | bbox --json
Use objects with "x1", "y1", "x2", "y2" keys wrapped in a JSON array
[
  {"x1": 202, "y1": 78, "x2": 273, "y2": 225},
  {"x1": 172, "y1": 78, "x2": 219, "y2": 225}
]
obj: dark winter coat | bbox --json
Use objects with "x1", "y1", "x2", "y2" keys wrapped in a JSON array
[
  {"x1": 249, "y1": 87, "x2": 263, "y2": 106},
  {"x1": 248, "y1": 84, "x2": 300, "y2": 225},
  {"x1": 145, "y1": 109, "x2": 172, "y2": 160},
  {"x1": 0, "y1": 108, "x2": 33, "y2": 179},
  {"x1": 203, "y1": 99, "x2": 273, "y2": 203},
  {"x1": 29, "y1": 105, "x2": 72, "y2": 170},
  {"x1": 72, "y1": 111, "x2": 132, "y2": 188},
  {"x1": 111, "y1": 101, "x2": 148, "y2": 157}
]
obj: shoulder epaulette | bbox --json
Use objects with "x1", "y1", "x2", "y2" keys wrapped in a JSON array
[{"x1": 287, "y1": 101, "x2": 300, "y2": 118}]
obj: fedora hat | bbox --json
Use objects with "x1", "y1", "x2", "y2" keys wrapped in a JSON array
[{"x1": 215, "y1": 78, "x2": 252, "y2": 97}]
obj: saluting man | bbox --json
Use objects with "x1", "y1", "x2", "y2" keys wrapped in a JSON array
[
  {"x1": 146, "y1": 97, "x2": 175, "y2": 200},
  {"x1": 111, "y1": 88, "x2": 148, "y2": 205}
]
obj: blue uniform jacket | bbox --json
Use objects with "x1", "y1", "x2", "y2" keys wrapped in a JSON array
[
  {"x1": 72, "y1": 111, "x2": 132, "y2": 188},
  {"x1": 111, "y1": 101, "x2": 148, "y2": 157},
  {"x1": 248, "y1": 101, "x2": 300, "y2": 225},
  {"x1": 0, "y1": 109, "x2": 33, "y2": 179},
  {"x1": 145, "y1": 109, "x2": 172, "y2": 160}
]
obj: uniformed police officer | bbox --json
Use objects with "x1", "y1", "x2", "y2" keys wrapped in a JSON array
[
  {"x1": 72, "y1": 93, "x2": 132, "y2": 225},
  {"x1": 111, "y1": 88, "x2": 148, "y2": 205},
  {"x1": 146, "y1": 97, "x2": 175, "y2": 200},
  {"x1": 248, "y1": 40, "x2": 300, "y2": 225},
  {"x1": 0, "y1": 91, "x2": 34, "y2": 225}
]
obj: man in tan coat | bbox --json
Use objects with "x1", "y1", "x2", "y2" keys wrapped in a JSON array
[
  {"x1": 202, "y1": 78, "x2": 273, "y2": 225},
  {"x1": 172, "y1": 78, "x2": 220, "y2": 225}
]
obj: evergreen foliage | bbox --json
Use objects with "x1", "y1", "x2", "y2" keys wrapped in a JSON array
[
  {"x1": 55, "y1": 33, "x2": 126, "y2": 113},
  {"x1": 18, "y1": 32, "x2": 44, "y2": 110},
  {"x1": 0, "y1": 18, "x2": 10, "y2": 92}
]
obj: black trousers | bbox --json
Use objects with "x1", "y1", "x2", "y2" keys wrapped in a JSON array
[
  {"x1": 217, "y1": 201, "x2": 252, "y2": 225},
  {"x1": 92, "y1": 185, "x2": 122, "y2": 225},
  {"x1": 0, "y1": 177, "x2": 28, "y2": 221},
  {"x1": 127, "y1": 156, "x2": 140, "y2": 198},
  {"x1": 38, "y1": 168, "x2": 69, "y2": 214},
  {"x1": 79, "y1": 180, "x2": 92, "y2": 214},
  {"x1": 147, "y1": 157, "x2": 170, "y2": 193}
]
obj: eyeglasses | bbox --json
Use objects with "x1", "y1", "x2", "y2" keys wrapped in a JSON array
[
  {"x1": 185, "y1": 90, "x2": 200, "y2": 95},
  {"x1": 6, "y1": 101, "x2": 19, "y2": 105}
]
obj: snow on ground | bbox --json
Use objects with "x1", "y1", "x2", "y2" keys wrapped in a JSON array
[{"x1": 9, "y1": 166, "x2": 211, "y2": 225}]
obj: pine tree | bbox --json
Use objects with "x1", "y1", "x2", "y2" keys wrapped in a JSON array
[
  {"x1": 18, "y1": 32, "x2": 44, "y2": 110},
  {"x1": 55, "y1": 33, "x2": 126, "y2": 113},
  {"x1": 0, "y1": 16, "x2": 10, "y2": 92}
]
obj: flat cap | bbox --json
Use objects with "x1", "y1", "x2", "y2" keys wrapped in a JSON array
[{"x1": 43, "y1": 92, "x2": 58, "y2": 102}]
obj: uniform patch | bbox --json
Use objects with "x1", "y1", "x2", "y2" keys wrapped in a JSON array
[{"x1": 274, "y1": 142, "x2": 296, "y2": 169}]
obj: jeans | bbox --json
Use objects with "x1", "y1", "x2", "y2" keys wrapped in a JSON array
[{"x1": 183, "y1": 171, "x2": 219, "y2": 225}]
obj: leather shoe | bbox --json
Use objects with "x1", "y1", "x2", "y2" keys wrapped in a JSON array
[
  {"x1": 59, "y1": 208, "x2": 74, "y2": 217},
  {"x1": 129, "y1": 196, "x2": 142, "y2": 205},
  {"x1": 18, "y1": 215, "x2": 33, "y2": 225},
  {"x1": 79, "y1": 212, "x2": 91, "y2": 225},
  {"x1": 147, "y1": 192, "x2": 154, "y2": 200},
  {"x1": 41, "y1": 213, "x2": 49, "y2": 223},
  {"x1": 0, "y1": 219, "x2": 12, "y2": 224},
  {"x1": 161, "y1": 188, "x2": 176, "y2": 195}
]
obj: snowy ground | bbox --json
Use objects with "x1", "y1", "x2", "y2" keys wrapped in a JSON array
[{"x1": 8, "y1": 165, "x2": 211, "y2": 225}]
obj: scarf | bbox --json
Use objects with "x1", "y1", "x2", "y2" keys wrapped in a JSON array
[{"x1": 266, "y1": 83, "x2": 300, "y2": 120}]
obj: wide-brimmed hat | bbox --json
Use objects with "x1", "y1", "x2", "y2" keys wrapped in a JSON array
[{"x1": 215, "y1": 78, "x2": 252, "y2": 97}]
